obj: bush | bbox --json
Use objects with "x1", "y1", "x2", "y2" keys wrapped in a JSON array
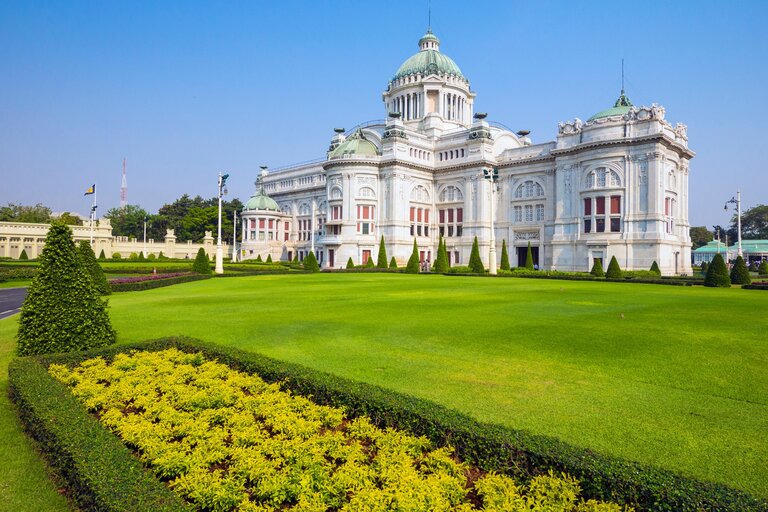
[
  {"x1": 377, "y1": 235, "x2": 388, "y2": 268},
  {"x1": 129, "y1": 252, "x2": 139, "y2": 261},
  {"x1": 406, "y1": 239, "x2": 420, "y2": 274},
  {"x1": 111, "y1": 252, "x2": 122, "y2": 260},
  {"x1": 346, "y1": 257, "x2": 355, "y2": 269},
  {"x1": 192, "y1": 248, "x2": 212, "y2": 275},
  {"x1": 759, "y1": 260, "x2": 768, "y2": 275},
  {"x1": 446, "y1": 265, "x2": 472, "y2": 274},
  {"x1": 605, "y1": 256, "x2": 622, "y2": 279},
  {"x1": 730, "y1": 255, "x2": 751, "y2": 285},
  {"x1": 266, "y1": 254, "x2": 272, "y2": 263},
  {"x1": 389, "y1": 256, "x2": 398, "y2": 269},
  {"x1": 525, "y1": 241, "x2": 534, "y2": 270},
  {"x1": 469, "y1": 236, "x2": 485, "y2": 273},
  {"x1": 158, "y1": 251, "x2": 167, "y2": 261},
  {"x1": 365, "y1": 254, "x2": 375, "y2": 268},
  {"x1": 700, "y1": 261, "x2": 708, "y2": 274},
  {"x1": 19, "y1": 249, "x2": 29, "y2": 260},
  {"x1": 434, "y1": 236, "x2": 449, "y2": 273},
  {"x1": 650, "y1": 261, "x2": 661, "y2": 275},
  {"x1": 303, "y1": 251, "x2": 320, "y2": 272},
  {"x1": 98, "y1": 249, "x2": 106, "y2": 260},
  {"x1": 147, "y1": 253, "x2": 156, "y2": 261},
  {"x1": 110, "y1": 273, "x2": 211, "y2": 292},
  {"x1": 14, "y1": 338, "x2": 765, "y2": 512},
  {"x1": 748, "y1": 261, "x2": 758, "y2": 272},
  {"x1": 16, "y1": 221, "x2": 116, "y2": 356},
  {"x1": 704, "y1": 253, "x2": 731, "y2": 287},
  {"x1": 78, "y1": 241, "x2": 110, "y2": 295},
  {"x1": 500, "y1": 239, "x2": 510, "y2": 271},
  {"x1": 255, "y1": 254, "x2": 263, "y2": 263},
  {"x1": 138, "y1": 252, "x2": 145, "y2": 261},
  {"x1": 590, "y1": 259, "x2": 605, "y2": 277}
]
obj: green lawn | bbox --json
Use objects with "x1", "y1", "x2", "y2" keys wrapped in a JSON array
[{"x1": 1, "y1": 274, "x2": 767, "y2": 510}]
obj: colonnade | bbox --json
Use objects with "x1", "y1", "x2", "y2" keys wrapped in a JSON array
[
  {"x1": 390, "y1": 91, "x2": 468, "y2": 123},
  {"x1": 391, "y1": 93, "x2": 423, "y2": 121}
]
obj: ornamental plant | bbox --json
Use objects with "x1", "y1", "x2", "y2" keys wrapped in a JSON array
[
  {"x1": 365, "y1": 254, "x2": 375, "y2": 268},
  {"x1": 433, "y1": 235, "x2": 448, "y2": 273},
  {"x1": 704, "y1": 253, "x2": 731, "y2": 287},
  {"x1": 138, "y1": 251, "x2": 146, "y2": 261},
  {"x1": 700, "y1": 261, "x2": 709, "y2": 274},
  {"x1": 192, "y1": 248, "x2": 212, "y2": 274},
  {"x1": 590, "y1": 258, "x2": 605, "y2": 277},
  {"x1": 19, "y1": 249, "x2": 28, "y2": 260},
  {"x1": 406, "y1": 238, "x2": 420, "y2": 273},
  {"x1": 606, "y1": 256, "x2": 622, "y2": 278},
  {"x1": 16, "y1": 221, "x2": 116, "y2": 356},
  {"x1": 469, "y1": 236, "x2": 484, "y2": 273},
  {"x1": 98, "y1": 249, "x2": 106, "y2": 260},
  {"x1": 525, "y1": 241, "x2": 534, "y2": 270},
  {"x1": 346, "y1": 257, "x2": 355, "y2": 269},
  {"x1": 376, "y1": 235, "x2": 388, "y2": 268},
  {"x1": 266, "y1": 254, "x2": 273, "y2": 263},
  {"x1": 303, "y1": 251, "x2": 320, "y2": 272},
  {"x1": 389, "y1": 256, "x2": 398, "y2": 269},
  {"x1": 730, "y1": 255, "x2": 751, "y2": 285},
  {"x1": 759, "y1": 260, "x2": 768, "y2": 275},
  {"x1": 112, "y1": 252, "x2": 122, "y2": 260},
  {"x1": 78, "y1": 240, "x2": 110, "y2": 295},
  {"x1": 500, "y1": 239, "x2": 510, "y2": 271},
  {"x1": 650, "y1": 260, "x2": 661, "y2": 275},
  {"x1": 255, "y1": 254, "x2": 263, "y2": 262}
]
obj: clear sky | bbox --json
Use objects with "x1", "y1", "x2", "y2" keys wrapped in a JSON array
[{"x1": 1, "y1": 0, "x2": 766, "y2": 229}]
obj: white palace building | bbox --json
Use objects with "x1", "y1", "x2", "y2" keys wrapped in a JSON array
[{"x1": 239, "y1": 30, "x2": 694, "y2": 274}]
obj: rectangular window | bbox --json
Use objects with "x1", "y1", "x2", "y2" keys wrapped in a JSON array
[
  {"x1": 448, "y1": 226, "x2": 454, "y2": 237},
  {"x1": 584, "y1": 198, "x2": 592, "y2": 216},
  {"x1": 454, "y1": 251, "x2": 460, "y2": 264},
  {"x1": 596, "y1": 197, "x2": 605, "y2": 215},
  {"x1": 514, "y1": 206, "x2": 522, "y2": 223},
  {"x1": 610, "y1": 218, "x2": 621, "y2": 232},
  {"x1": 596, "y1": 218, "x2": 605, "y2": 233},
  {"x1": 268, "y1": 219, "x2": 274, "y2": 229},
  {"x1": 417, "y1": 225, "x2": 422, "y2": 236},
  {"x1": 424, "y1": 210, "x2": 429, "y2": 223},
  {"x1": 284, "y1": 233, "x2": 289, "y2": 241},
  {"x1": 362, "y1": 223, "x2": 369, "y2": 235},
  {"x1": 535, "y1": 204, "x2": 544, "y2": 221},
  {"x1": 417, "y1": 208, "x2": 422, "y2": 222},
  {"x1": 363, "y1": 205, "x2": 370, "y2": 218},
  {"x1": 410, "y1": 207, "x2": 415, "y2": 222},
  {"x1": 439, "y1": 209, "x2": 445, "y2": 223},
  {"x1": 439, "y1": 226, "x2": 445, "y2": 236},
  {"x1": 332, "y1": 206, "x2": 341, "y2": 220},
  {"x1": 410, "y1": 225, "x2": 415, "y2": 236},
  {"x1": 362, "y1": 250, "x2": 371, "y2": 264},
  {"x1": 456, "y1": 208, "x2": 463, "y2": 223},
  {"x1": 456, "y1": 226, "x2": 462, "y2": 236},
  {"x1": 259, "y1": 219, "x2": 265, "y2": 229},
  {"x1": 610, "y1": 196, "x2": 621, "y2": 215},
  {"x1": 584, "y1": 219, "x2": 591, "y2": 233},
  {"x1": 448, "y1": 209, "x2": 454, "y2": 223},
  {"x1": 525, "y1": 205, "x2": 533, "y2": 222}
]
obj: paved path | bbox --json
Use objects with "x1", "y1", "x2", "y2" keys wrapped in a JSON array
[{"x1": 0, "y1": 287, "x2": 27, "y2": 319}]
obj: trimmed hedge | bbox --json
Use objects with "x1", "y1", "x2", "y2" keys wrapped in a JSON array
[
  {"x1": 8, "y1": 356, "x2": 187, "y2": 511},
  {"x1": 13, "y1": 338, "x2": 766, "y2": 512},
  {"x1": 742, "y1": 282, "x2": 768, "y2": 290},
  {"x1": 110, "y1": 273, "x2": 212, "y2": 292}
]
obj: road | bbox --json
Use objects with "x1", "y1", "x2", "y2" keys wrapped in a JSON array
[{"x1": 0, "y1": 287, "x2": 27, "y2": 319}]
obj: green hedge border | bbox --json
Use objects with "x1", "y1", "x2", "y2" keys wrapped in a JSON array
[
  {"x1": 10, "y1": 338, "x2": 767, "y2": 512},
  {"x1": 110, "y1": 273, "x2": 212, "y2": 292}
]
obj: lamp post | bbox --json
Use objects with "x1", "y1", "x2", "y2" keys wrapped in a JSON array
[
  {"x1": 232, "y1": 210, "x2": 238, "y2": 263},
  {"x1": 724, "y1": 190, "x2": 742, "y2": 258},
  {"x1": 142, "y1": 215, "x2": 148, "y2": 258},
  {"x1": 216, "y1": 172, "x2": 229, "y2": 274},
  {"x1": 482, "y1": 167, "x2": 499, "y2": 275}
]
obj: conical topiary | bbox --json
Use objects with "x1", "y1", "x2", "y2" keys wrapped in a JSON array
[
  {"x1": 192, "y1": 247, "x2": 212, "y2": 274},
  {"x1": 78, "y1": 241, "x2": 110, "y2": 295},
  {"x1": 525, "y1": 241, "x2": 534, "y2": 270},
  {"x1": 389, "y1": 256, "x2": 398, "y2": 269},
  {"x1": 468, "y1": 236, "x2": 484, "y2": 273},
  {"x1": 730, "y1": 255, "x2": 751, "y2": 285},
  {"x1": 759, "y1": 260, "x2": 768, "y2": 275},
  {"x1": 346, "y1": 257, "x2": 355, "y2": 269},
  {"x1": 500, "y1": 239, "x2": 510, "y2": 271},
  {"x1": 590, "y1": 258, "x2": 605, "y2": 277},
  {"x1": 17, "y1": 221, "x2": 116, "y2": 356},
  {"x1": 445, "y1": 238, "x2": 451, "y2": 268},
  {"x1": 303, "y1": 251, "x2": 320, "y2": 272},
  {"x1": 138, "y1": 251, "x2": 145, "y2": 261},
  {"x1": 266, "y1": 254, "x2": 273, "y2": 263},
  {"x1": 255, "y1": 254, "x2": 263, "y2": 263},
  {"x1": 98, "y1": 249, "x2": 106, "y2": 260},
  {"x1": 365, "y1": 254, "x2": 375, "y2": 268},
  {"x1": 433, "y1": 235, "x2": 448, "y2": 273},
  {"x1": 19, "y1": 249, "x2": 28, "y2": 260},
  {"x1": 606, "y1": 256, "x2": 622, "y2": 278},
  {"x1": 650, "y1": 261, "x2": 661, "y2": 276},
  {"x1": 376, "y1": 236, "x2": 388, "y2": 268},
  {"x1": 704, "y1": 253, "x2": 731, "y2": 287},
  {"x1": 406, "y1": 239, "x2": 420, "y2": 274}
]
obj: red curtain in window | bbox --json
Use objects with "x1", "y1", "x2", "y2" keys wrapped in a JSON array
[
  {"x1": 584, "y1": 198, "x2": 592, "y2": 215},
  {"x1": 610, "y1": 196, "x2": 621, "y2": 214},
  {"x1": 410, "y1": 207, "x2": 415, "y2": 222},
  {"x1": 596, "y1": 197, "x2": 605, "y2": 215},
  {"x1": 456, "y1": 208, "x2": 463, "y2": 222},
  {"x1": 424, "y1": 210, "x2": 429, "y2": 223},
  {"x1": 448, "y1": 209, "x2": 454, "y2": 222},
  {"x1": 439, "y1": 209, "x2": 445, "y2": 223}
]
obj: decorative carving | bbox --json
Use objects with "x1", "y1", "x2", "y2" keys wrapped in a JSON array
[
  {"x1": 675, "y1": 123, "x2": 688, "y2": 141},
  {"x1": 514, "y1": 231, "x2": 540, "y2": 241},
  {"x1": 558, "y1": 118, "x2": 583, "y2": 135}
]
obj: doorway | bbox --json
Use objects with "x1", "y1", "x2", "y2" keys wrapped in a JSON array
[{"x1": 516, "y1": 246, "x2": 539, "y2": 268}]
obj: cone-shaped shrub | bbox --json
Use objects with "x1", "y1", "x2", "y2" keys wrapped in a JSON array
[
  {"x1": 17, "y1": 221, "x2": 116, "y2": 356},
  {"x1": 468, "y1": 236, "x2": 484, "y2": 273},
  {"x1": 192, "y1": 248, "x2": 212, "y2": 274},
  {"x1": 365, "y1": 254, "x2": 375, "y2": 268},
  {"x1": 98, "y1": 249, "x2": 106, "y2": 260},
  {"x1": 346, "y1": 257, "x2": 355, "y2": 269},
  {"x1": 406, "y1": 239, "x2": 420, "y2": 274},
  {"x1": 376, "y1": 236, "x2": 388, "y2": 268},
  {"x1": 749, "y1": 261, "x2": 758, "y2": 272},
  {"x1": 158, "y1": 251, "x2": 165, "y2": 260},
  {"x1": 650, "y1": 260, "x2": 661, "y2": 275},
  {"x1": 389, "y1": 256, "x2": 398, "y2": 269},
  {"x1": 606, "y1": 256, "x2": 622, "y2": 278},
  {"x1": 445, "y1": 238, "x2": 451, "y2": 268},
  {"x1": 700, "y1": 261, "x2": 709, "y2": 274},
  {"x1": 19, "y1": 249, "x2": 28, "y2": 260},
  {"x1": 500, "y1": 239, "x2": 510, "y2": 271},
  {"x1": 255, "y1": 254, "x2": 263, "y2": 263},
  {"x1": 730, "y1": 255, "x2": 751, "y2": 285},
  {"x1": 433, "y1": 235, "x2": 449, "y2": 273},
  {"x1": 138, "y1": 251, "x2": 145, "y2": 261},
  {"x1": 266, "y1": 254, "x2": 273, "y2": 263},
  {"x1": 525, "y1": 241, "x2": 534, "y2": 270},
  {"x1": 590, "y1": 258, "x2": 605, "y2": 277},
  {"x1": 78, "y1": 241, "x2": 110, "y2": 295},
  {"x1": 759, "y1": 260, "x2": 768, "y2": 275},
  {"x1": 705, "y1": 253, "x2": 731, "y2": 287},
  {"x1": 303, "y1": 251, "x2": 319, "y2": 272}
]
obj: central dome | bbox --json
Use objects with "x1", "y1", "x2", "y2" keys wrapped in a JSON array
[{"x1": 391, "y1": 30, "x2": 465, "y2": 82}]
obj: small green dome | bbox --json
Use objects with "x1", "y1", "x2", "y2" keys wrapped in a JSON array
[
  {"x1": 243, "y1": 192, "x2": 280, "y2": 212},
  {"x1": 392, "y1": 31, "x2": 464, "y2": 82},
  {"x1": 329, "y1": 129, "x2": 379, "y2": 159},
  {"x1": 588, "y1": 91, "x2": 634, "y2": 121}
]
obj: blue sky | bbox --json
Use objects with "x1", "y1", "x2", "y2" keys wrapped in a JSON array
[{"x1": 1, "y1": 0, "x2": 766, "y2": 228}]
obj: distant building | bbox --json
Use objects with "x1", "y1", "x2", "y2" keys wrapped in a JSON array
[
  {"x1": 240, "y1": 30, "x2": 694, "y2": 275},
  {"x1": 693, "y1": 240, "x2": 768, "y2": 265}
]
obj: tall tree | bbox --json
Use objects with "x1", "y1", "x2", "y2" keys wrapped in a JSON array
[
  {"x1": 54, "y1": 211, "x2": 83, "y2": 226},
  {"x1": 0, "y1": 203, "x2": 52, "y2": 223},
  {"x1": 104, "y1": 204, "x2": 149, "y2": 239},
  {"x1": 729, "y1": 204, "x2": 768, "y2": 240},
  {"x1": 17, "y1": 221, "x2": 116, "y2": 355},
  {"x1": 730, "y1": 255, "x2": 751, "y2": 285},
  {"x1": 689, "y1": 226, "x2": 713, "y2": 249}
]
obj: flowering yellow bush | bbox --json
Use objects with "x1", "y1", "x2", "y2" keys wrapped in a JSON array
[{"x1": 49, "y1": 349, "x2": 631, "y2": 512}]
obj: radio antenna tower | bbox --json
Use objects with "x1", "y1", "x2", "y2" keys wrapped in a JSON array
[{"x1": 120, "y1": 158, "x2": 128, "y2": 208}]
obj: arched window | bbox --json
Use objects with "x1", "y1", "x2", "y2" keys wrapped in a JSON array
[
  {"x1": 438, "y1": 185, "x2": 463, "y2": 202},
  {"x1": 514, "y1": 180, "x2": 544, "y2": 199},
  {"x1": 585, "y1": 167, "x2": 622, "y2": 189},
  {"x1": 410, "y1": 185, "x2": 430, "y2": 203},
  {"x1": 330, "y1": 187, "x2": 342, "y2": 200},
  {"x1": 358, "y1": 186, "x2": 376, "y2": 199}
]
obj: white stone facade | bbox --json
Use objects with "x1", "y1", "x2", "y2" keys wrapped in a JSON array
[{"x1": 245, "y1": 31, "x2": 694, "y2": 275}]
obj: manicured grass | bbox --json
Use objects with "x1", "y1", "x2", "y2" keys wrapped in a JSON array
[
  {"x1": 0, "y1": 280, "x2": 31, "y2": 289},
  {"x1": 1, "y1": 273, "x2": 766, "y2": 507}
]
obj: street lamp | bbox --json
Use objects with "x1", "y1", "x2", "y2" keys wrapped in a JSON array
[
  {"x1": 142, "y1": 215, "x2": 148, "y2": 258},
  {"x1": 216, "y1": 172, "x2": 230, "y2": 274},
  {"x1": 724, "y1": 190, "x2": 742, "y2": 258},
  {"x1": 482, "y1": 167, "x2": 499, "y2": 275},
  {"x1": 232, "y1": 210, "x2": 238, "y2": 263}
]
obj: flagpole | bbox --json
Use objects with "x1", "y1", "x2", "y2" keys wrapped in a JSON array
[{"x1": 89, "y1": 185, "x2": 96, "y2": 245}]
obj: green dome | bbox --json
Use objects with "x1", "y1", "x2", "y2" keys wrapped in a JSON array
[
  {"x1": 392, "y1": 31, "x2": 464, "y2": 82},
  {"x1": 329, "y1": 129, "x2": 379, "y2": 159},
  {"x1": 243, "y1": 192, "x2": 280, "y2": 212},
  {"x1": 588, "y1": 91, "x2": 634, "y2": 121}
]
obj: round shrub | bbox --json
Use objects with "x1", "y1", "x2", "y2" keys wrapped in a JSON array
[{"x1": 111, "y1": 252, "x2": 122, "y2": 260}]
